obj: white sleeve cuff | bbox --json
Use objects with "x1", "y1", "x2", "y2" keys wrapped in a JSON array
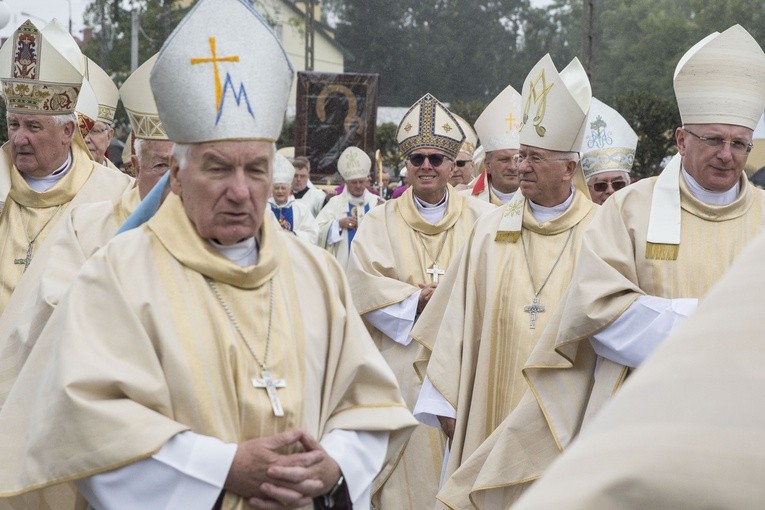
[
  {"x1": 321, "y1": 429, "x2": 388, "y2": 507},
  {"x1": 76, "y1": 431, "x2": 236, "y2": 510},
  {"x1": 591, "y1": 295, "x2": 699, "y2": 368},
  {"x1": 326, "y1": 219, "x2": 343, "y2": 245},
  {"x1": 413, "y1": 376, "x2": 456, "y2": 427},
  {"x1": 364, "y1": 291, "x2": 420, "y2": 345}
]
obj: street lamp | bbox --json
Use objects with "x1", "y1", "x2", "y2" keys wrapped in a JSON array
[{"x1": 64, "y1": 0, "x2": 72, "y2": 35}]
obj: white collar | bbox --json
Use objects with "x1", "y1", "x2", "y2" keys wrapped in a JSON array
[
  {"x1": 681, "y1": 167, "x2": 739, "y2": 206},
  {"x1": 490, "y1": 184, "x2": 516, "y2": 204},
  {"x1": 23, "y1": 151, "x2": 73, "y2": 193},
  {"x1": 528, "y1": 187, "x2": 575, "y2": 223},
  {"x1": 209, "y1": 237, "x2": 259, "y2": 267},
  {"x1": 413, "y1": 189, "x2": 449, "y2": 224}
]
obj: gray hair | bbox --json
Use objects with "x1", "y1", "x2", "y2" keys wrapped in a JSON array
[{"x1": 51, "y1": 113, "x2": 77, "y2": 126}]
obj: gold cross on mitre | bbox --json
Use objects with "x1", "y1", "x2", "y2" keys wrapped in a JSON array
[
  {"x1": 191, "y1": 37, "x2": 240, "y2": 112},
  {"x1": 523, "y1": 69, "x2": 554, "y2": 137},
  {"x1": 505, "y1": 112, "x2": 515, "y2": 131}
]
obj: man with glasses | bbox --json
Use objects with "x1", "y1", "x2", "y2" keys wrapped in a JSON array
[
  {"x1": 81, "y1": 58, "x2": 120, "y2": 169},
  {"x1": 463, "y1": 84, "x2": 524, "y2": 205},
  {"x1": 581, "y1": 98, "x2": 637, "y2": 205},
  {"x1": 450, "y1": 115, "x2": 478, "y2": 190},
  {"x1": 410, "y1": 55, "x2": 597, "y2": 508},
  {"x1": 445, "y1": 25, "x2": 765, "y2": 508},
  {"x1": 347, "y1": 93, "x2": 493, "y2": 510}
]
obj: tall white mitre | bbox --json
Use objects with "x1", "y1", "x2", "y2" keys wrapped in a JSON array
[
  {"x1": 273, "y1": 153, "x2": 296, "y2": 184},
  {"x1": 497, "y1": 54, "x2": 592, "y2": 242},
  {"x1": 150, "y1": 0, "x2": 294, "y2": 143},
  {"x1": 580, "y1": 98, "x2": 637, "y2": 180},
  {"x1": 338, "y1": 146, "x2": 372, "y2": 181},
  {"x1": 474, "y1": 84, "x2": 522, "y2": 152},
  {"x1": 119, "y1": 54, "x2": 168, "y2": 141},
  {"x1": 86, "y1": 58, "x2": 120, "y2": 125},
  {"x1": 453, "y1": 114, "x2": 478, "y2": 156}
]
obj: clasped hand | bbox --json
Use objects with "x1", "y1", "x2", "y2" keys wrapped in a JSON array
[{"x1": 224, "y1": 428, "x2": 341, "y2": 509}]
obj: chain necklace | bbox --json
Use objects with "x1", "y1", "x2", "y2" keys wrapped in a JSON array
[
  {"x1": 415, "y1": 229, "x2": 450, "y2": 283},
  {"x1": 521, "y1": 229, "x2": 573, "y2": 329},
  {"x1": 13, "y1": 205, "x2": 63, "y2": 272},
  {"x1": 206, "y1": 278, "x2": 286, "y2": 417}
]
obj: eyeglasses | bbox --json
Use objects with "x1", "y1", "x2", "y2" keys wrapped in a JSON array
[
  {"x1": 514, "y1": 153, "x2": 572, "y2": 165},
  {"x1": 455, "y1": 159, "x2": 472, "y2": 168},
  {"x1": 408, "y1": 153, "x2": 451, "y2": 167},
  {"x1": 591, "y1": 180, "x2": 628, "y2": 193},
  {"x1": 683, "y1": 128, "x2": 753, "y2": 154},
  {"x1": 87, "y1": 126, "x2": 111, "y2": 135}
]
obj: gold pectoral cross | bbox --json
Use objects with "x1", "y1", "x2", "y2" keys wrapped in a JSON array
[
  {"x1": 14, "y1": 241, "x2": 34, "y2": 272},
  {"x1": 523, "y1": 296, "x2": 545, "y2": 329},
  {"x1": 252, "y1": 370, "x2": 286, "y2": 417}
]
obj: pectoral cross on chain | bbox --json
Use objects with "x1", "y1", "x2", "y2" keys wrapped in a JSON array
[
  {"x1": 14, "y1": 241, "x2": 34, "y2": 273},
  {"x1": 252, "y1": 370, "x2": 286, "y2": 417},
  {"x1": 523, "y1": 296, "x2": 545, "y2": 329},
  {"x1": 425, "y1": 263, "x2": 445, "y2": 284}
]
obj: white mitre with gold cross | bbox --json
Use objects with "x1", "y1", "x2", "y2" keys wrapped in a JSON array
[
  {"x1": 474, "y1": 83, "x2": 522, "y2": 152},
  {"x1": 120, "y1": 54, "x2": 167, "y2": 141},
  {"x1": 580, "y1": 98, "x2": 637, "y2": 180},
  {"x1": 150, "y1": 0, "x2": 294, "y2": 143},
  {"x1": 397, "y1": 93, "x2": 465, "y2": 158},
  {"x1": 338, "y1": 146, "x2": 371, "y2": 181}
]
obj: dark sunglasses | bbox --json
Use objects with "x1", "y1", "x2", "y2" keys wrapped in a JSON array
[
  {"x1": 592, "y1": 180, "x2": 628, "y2": 193},
  {"x1": 408, "y1": 153, "x2": 450, "y2": 167},
  {"x1": 455, "y1": 160, "x2": 472, "y2": 168}
]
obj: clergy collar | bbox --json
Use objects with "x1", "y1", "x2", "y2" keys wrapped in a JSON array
[
  {"x1": 681, "y1": 166, "x2": 739, "y2": 206},
  {"x1": 528, "y1": 186, "x2": 575, "y2": 223},
  {"x1": 490, "y1": 184, "x2": 516, "y2": 204},
  {"x1": 23, "y1": 151, "x2": 73, "y2": 193},
  {"x1": 413, "y1": 189, "x2": 449, "y2": 224},
  {"x1": 208, "y1": 237, "x2": 259, "y2": 267},
  {"x1": 292, "y1": 187, "x2": 309, "y2": 199}
]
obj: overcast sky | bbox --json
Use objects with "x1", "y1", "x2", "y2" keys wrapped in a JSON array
[{"x1": 0, "y1": 0, "x2": 557, "y2": 39}]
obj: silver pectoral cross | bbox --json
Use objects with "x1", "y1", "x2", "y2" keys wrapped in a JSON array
[
  {"x1": 14, "y1": 241, "x2": 34, "y2": 273},
  {"x1": 425, "y1": 263, "x2": 445, "y2": 284},
  {"x1": 252, "y1": 370, "x2": 286, "y2": 417},
  {"x1": 523, "y1": 296, "x2": 545, "y2": 329}
]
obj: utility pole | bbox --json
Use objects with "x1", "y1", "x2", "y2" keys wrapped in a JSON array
[
  {"x1": 582, "y1": 0, "x2": 595, "y2": 80},
  {"x1": 304, "y1": 0, "x2": 315, "y2": 71},
  {"x1": 130, "y1": 9, "x2": 139, "y2": 71}
]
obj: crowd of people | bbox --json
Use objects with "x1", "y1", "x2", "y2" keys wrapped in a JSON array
[{"x1": 0, "y1": 1, "x2": 764, "y2": 509}]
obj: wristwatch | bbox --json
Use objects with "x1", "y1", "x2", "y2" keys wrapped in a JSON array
[{"x1": 322, "y1": 474, "x2": 345, "y2": 507}]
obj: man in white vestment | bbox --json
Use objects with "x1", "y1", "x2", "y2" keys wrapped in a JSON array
[
  {"x1": 581, "y1": 99, "x2": 636, "y2": 205},
  {"x1": 513, "y1": 226, "x2": 765, "y2": 509},
  {"x1": 316, "y1": 146, "x2": 384, "y2": 270},
  {"x1": 444, "y1": 24, "x2": 765, "y2": 509},
  {"x1": 268, "y1": 153, "x2": 319, "y2": 244},
  {"x1": 409, "y1": 56, "x2": 597, "y2": 509},
  {"x1": 81, "y1": 58, "x2": 120, "y2": 169},
  {"x1": 292, "y1": 156, "x2": 327, "y2": 216},
  {"x1": 0, "y1": 19, "x2": 132, "y2": 316},
  {"x1": 0, "y1": 2, "x2": 416, "y2": 509},
  {"x1": 347, "y1": 93, "x2": 494, "y2": 509},
  {"x1": 460, "y1": 84, "x2": 524, "y2": 205},
  {"x1": 0, "y1": 53, "x2": 173, "y2": 406}
]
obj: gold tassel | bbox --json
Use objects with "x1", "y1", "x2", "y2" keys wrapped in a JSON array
[
  {"x1": 645, "y1": 242, "x2": 679, "y2": 260},
  {"x1": 495, "y1": 230, "x2": 521, "y2": 243}
]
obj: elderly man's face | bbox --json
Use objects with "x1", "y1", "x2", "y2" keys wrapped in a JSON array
[
  {"x1": 677, "y1": 123, "x2": 753, "y2": 192},
  {"x1": 587, "y1": 171, "x2": 630, "y2": 205},
  {"x1": 450, "y1": 150, "x2": 474, "y2": 186},
  {"x1": 292, "y1": 166, "x2": 309, "y2": 192},
  {"x1": 271, "y1": 182, "x2": 291, "y2": 205},
  {"x1": 406, "y1": 148, "x2": 453, "y2": 203},
  {"x1": 133, "y1": 139, "x2": 174, "y2": 199},
  {"x1": 170, "y1": 140, "x2": 272, "y2": 245},
  {"x1": 84, "y1": 120, "x2": 114, "y2": 164},
  {"x1": 486, "y1": 149, "x2": 520, "y2": 194},
  {"x1": 346, "y1": 177, "x2": 367, "y2": 198},
  {"x1": 8, "y1": 113, "x2": 74, "y2": 178},
  {"x1": 517, "y1": 145, "x2": 576, "y2": 207}
]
